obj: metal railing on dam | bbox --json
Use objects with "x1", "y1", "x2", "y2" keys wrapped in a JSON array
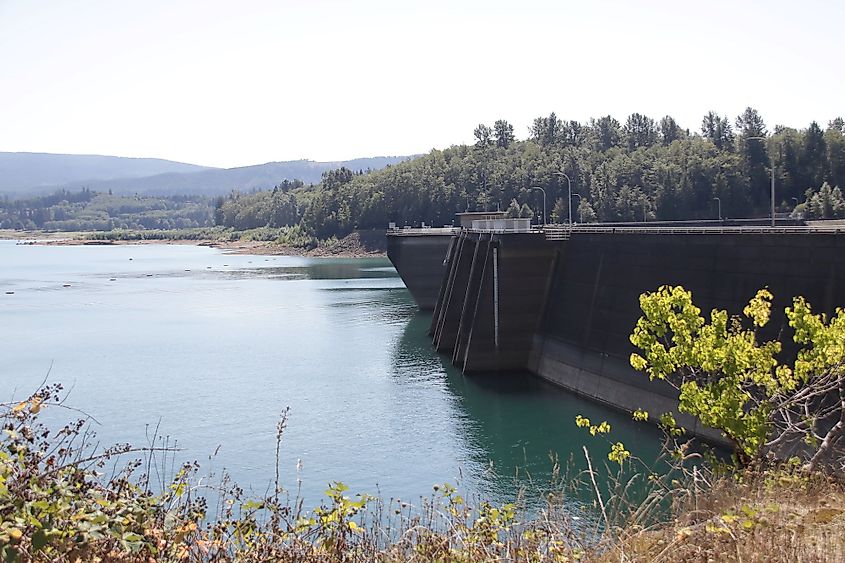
[
  {"x1": 542, "y1": 224, "x2": 845, "y2": 239},
  {"x1": 388, "y1": 222, "x2": 845, "y2": 241},
  {"x1": 387, "y1": 227, "x2": 461, "y2": 236}
]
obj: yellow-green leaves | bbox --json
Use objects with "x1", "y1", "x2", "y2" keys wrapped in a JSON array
[
  {"x1": 629, "y1": 285, "x2": 845, "y2": 463},
  {"x1": 575, "y1": 415, "x2": 625, "y2": 464},
  {"x1": 743, "y1": 288, "x2": 773, "y2": 327},
  {"x1": 629, "y1": 286, "x2": 785, "y2": 457},
  {"x1": 608, "y1": 443, "x2": 631, "y2": 464},
  {"x1": 787, "y1": 298, "x2": 845, "y2": 383},
  {"x1": 630, "y1": 353, "x2": 648, "y2": 372},
  {"x1": 574, "y1": 415, "x2": 611, "y2": 436},
  {"x1": 630, "y1": 285, "x2": 707, "y2": 381},
  {"x1": 632, "y1": 409, "x2": 649, "y2": 422}
]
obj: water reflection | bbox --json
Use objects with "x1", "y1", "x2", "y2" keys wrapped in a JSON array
[
  {"x1": 252, "y1": 259, "x2": 399, "y2": 281},
  {"x1": 391, "y1": 311, "x2": 665, "y2": 507}
]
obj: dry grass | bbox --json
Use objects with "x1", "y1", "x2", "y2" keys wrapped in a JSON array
[{"x1": 596, "y1": 469, "x2": 845, "y2": 562}]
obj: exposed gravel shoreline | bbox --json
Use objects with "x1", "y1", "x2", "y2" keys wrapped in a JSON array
[{"x1": 1, "y1": 230, "x2": 388, "y2": 259}]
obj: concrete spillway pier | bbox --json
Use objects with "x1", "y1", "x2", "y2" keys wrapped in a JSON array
[
  {"x1": 430, "y1": 230, "x2": 557, "y2": 372},
  {"x1": 388, "y1": 222, "x2": 845, "y2": 443}
]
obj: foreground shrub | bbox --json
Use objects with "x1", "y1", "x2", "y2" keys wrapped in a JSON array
[
  {"x1": 629, "y1": 286, "x2": 845, "y2": 470},
  {"x1": 0, "y1": 386, "x2": 602, "y2": 561}
]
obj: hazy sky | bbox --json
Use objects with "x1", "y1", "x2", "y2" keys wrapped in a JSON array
[{"x1": 1, "y1": 0, "x2": 843, "y2": 168}]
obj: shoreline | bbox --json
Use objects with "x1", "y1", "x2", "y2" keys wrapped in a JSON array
[{"x1": 0, "y1": 230, "x2": 387, "y2": 259}]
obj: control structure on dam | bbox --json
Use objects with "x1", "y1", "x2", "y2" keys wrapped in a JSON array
[{"x1": 387, "y1": 219, "x2": 845, "y2": 442}]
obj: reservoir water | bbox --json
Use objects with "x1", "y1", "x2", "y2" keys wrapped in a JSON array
[{"x1": 0, "y1": 240, "x2": 660, "y2": 509}]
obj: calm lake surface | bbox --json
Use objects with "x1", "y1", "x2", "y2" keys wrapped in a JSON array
[{"x1": 0, "y1": 240, "x2": 659, "y2": 509}]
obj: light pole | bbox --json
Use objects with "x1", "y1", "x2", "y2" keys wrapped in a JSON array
[
  {"x1": 571, "y1": 193, "x2": 582, "y2": 224},
  {"x1": 529, "y1": 186, "x2": 547, "y2": 226},
  {"x1": 554, "y1": 172, "x2": 573, "y2": 226},
  {"x1": 713, "y1": 196, "x2": 722, "y2": 221},
  {"x1": 746, "y1": 135, "x2": 775, "y2": 227}
]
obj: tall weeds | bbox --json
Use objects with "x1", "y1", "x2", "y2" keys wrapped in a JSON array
[{"x1": 2, "y1": 384, "x2": 843, "y2": 561}]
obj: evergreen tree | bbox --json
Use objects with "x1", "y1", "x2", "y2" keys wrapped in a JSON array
[
  {"x1": 825, "y1": 121, "x2": 845, "y2": 188},
  {"x1": 321, "y1": 167, "x2": 354, "y2": 190},
  {"x1": 735, "y1": 107, "x2": 770, "y2": 209},
  {"x1": 702, "y1": 111, "x2": 735, "y2": 151},
  {"x1": 518, "y1": 202, "x2": 533, "y2": 219},
  {"x1": 529, "y1": 113, "x2": 563, "y2": 146},
  {"x1": 735, "y1": 107, "x2": 767, "y2": 138},
  {"x1": 504, "y1": 198, "x2": 521, "y2": 218},
  {"x1": 800, "y1": 121, "x2": 826, "y2": 189},
  {"x1": 593, "y1": 115, "x2": 622, "y2": 151},
  {"x1": 551, "y1": 197, "x2": 566, "y2": 224},
  {"x1": 473, "y1": 124, "x2": 494, "y2": 148},
  {"x1": 806, "y1": 182, "x2": 845, "y2": 219},
  {"x1": 578, "y1": 200, "x2": 598, "y2": 223},
  {"x1": 658, "y1": 115, "x2": 683, "y2": 146},
  {"x1": 493, "y1": 119, "x2": 515, "y2": 148},
  {"x1": 624, "y1": 113, "x2": 658, "y2": 150}
]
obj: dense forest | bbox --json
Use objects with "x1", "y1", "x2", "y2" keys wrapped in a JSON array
[
  {"x1": 216, "y1": 108, "x2": 845, "y2": 238},
  {"x1": 5, "y1": 108, "x2": 845, "y2": 238},
  {"x1": 0, "y1": 189, "x2": 213, "y2": 231}
]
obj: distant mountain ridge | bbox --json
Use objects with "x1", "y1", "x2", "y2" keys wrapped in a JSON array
[
  {"x1": 0, "y1": 152, "x2": 213, "y2": 195},
  {"x1": 0, "y1": 152, "x2": 415, "y2": 197}
]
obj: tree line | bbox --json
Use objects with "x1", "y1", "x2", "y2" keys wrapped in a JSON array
[
  {"x1": 5, "y1": 109, "x2": 844, "y2": 237},
  {"x1": 216, "y1": 108, "x2": 845, "y2": 238},
  {"x1": 0, "y1": 189, "x2": 213, "y2": 231}
]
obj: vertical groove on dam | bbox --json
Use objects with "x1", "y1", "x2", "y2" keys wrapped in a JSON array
[{"x1": 427, "y1": 231, "x2": 558, "y2": 373}]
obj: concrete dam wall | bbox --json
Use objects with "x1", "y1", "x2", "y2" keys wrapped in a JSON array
[
  {"x1": 428, "y1": 230, "x2": 557, "y2": 373},
  {"x1": 387, "y1": 226, "x2": 845, "y2": 442},
  {"x1": 386, "y1": 231, "x2": 454, "y2": 310}
]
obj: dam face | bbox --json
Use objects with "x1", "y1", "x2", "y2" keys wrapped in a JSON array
[
  {"x1": 386, "y1": 229, "x2": 455, "y2": 310},
  {"x1": 387, "y1": 225, "x2": 845, "y2": 442}
]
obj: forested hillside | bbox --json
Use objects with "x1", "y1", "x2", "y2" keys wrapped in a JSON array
[
  {"x1": 218, "y1": 108, "x2": 845, "y2": 238},
  {"x1": 6, "y1": 109, "x2": 844, "y2": 238},
  {"x1": 0, "y1": 189, "x2": 212, "y2": 231}
]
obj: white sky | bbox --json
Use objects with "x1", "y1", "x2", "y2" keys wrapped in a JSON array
[{"x1": 1, "y1": 0, "x2": 843, "y2": 168}]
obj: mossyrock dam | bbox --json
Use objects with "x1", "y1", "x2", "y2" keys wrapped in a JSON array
[{"x1": 386, "y1": 218, "x2": 845, "y2": 442}]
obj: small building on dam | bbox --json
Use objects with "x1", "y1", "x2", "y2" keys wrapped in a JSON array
[{"x1": 386, "y1": 217, "x2": 845, "y2": 443}]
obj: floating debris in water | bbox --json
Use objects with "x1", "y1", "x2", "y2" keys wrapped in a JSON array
[
  {"x1": 184, "y1": 269, "x2": 191, "y2": 272},
  {"x1": 109, "y1": 278, "x2": 116, "y2": 281},
  {"x1": 62, "y1": 284, "x2": 71, "y2": 288},
  {"x1": 146, "y1": 274, "x2": 153, "y2": 277},
  {"x1": 5, "y1": 291, "x2": 13, "y2": 295}
]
